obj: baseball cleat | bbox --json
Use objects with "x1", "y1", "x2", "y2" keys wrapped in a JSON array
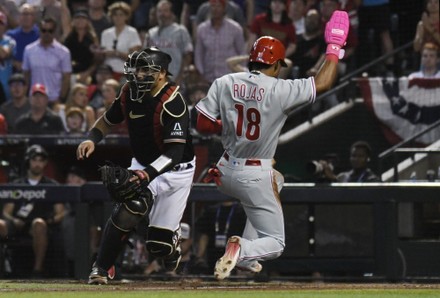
[
  {"x1": 88, "y1": 264, "x2": 115, "y2": 285},
  {"x1": 214, "y1": 236, "x2": 241, "y2": 280},
  {"x1": 236, "y1": 261, "x2": 263, "y2": 273}
]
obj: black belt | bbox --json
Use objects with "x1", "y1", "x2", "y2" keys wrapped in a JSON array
[{"x1": 172, "y1": 163, "x2": 193, "y2": 171}]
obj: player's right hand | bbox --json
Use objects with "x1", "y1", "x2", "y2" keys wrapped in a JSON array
[{"x1": 77, "y1": 140, "x2": 95, "y2": 160}]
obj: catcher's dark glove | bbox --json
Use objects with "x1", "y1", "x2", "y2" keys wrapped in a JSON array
[{"x1": 99, "y1": 164, "x2": 150, "y2": 203}]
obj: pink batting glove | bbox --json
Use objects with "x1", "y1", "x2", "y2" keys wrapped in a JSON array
[{"x1": 325, "y1": 10, "x2": 349, "y2": 59}]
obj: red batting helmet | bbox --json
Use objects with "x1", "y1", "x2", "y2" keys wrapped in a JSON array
[{"x1": 249, "y1": 36, "x2": 287, "y2": 67}]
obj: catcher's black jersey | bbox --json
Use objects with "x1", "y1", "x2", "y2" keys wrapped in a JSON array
[{"x1": 104, "y1": 82, "x2": 194, "y2": 167}]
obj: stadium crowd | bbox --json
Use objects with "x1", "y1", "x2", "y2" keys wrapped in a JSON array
[{"x1": 0, "y1": 0, "x2": 436, "y2": 136}]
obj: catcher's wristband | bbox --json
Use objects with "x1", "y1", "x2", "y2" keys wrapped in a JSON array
[{"x1": 87, "y1": 127, "x2": 104, "y2": 144}]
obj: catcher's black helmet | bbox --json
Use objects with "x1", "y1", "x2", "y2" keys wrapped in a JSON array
[{"x1": 124, "y1": 47, "x2": 172, "y2": 101}]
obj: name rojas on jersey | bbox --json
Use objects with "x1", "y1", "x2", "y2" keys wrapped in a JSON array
[{"x1": 233, "y1": 83, "x2": 265, "y2": 101}]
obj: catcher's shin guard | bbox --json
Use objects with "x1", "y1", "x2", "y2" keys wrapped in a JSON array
[
  {"x1": 111, "y1": 192, "x2": 152, "y2": 231},
  {"x1": 146, "y1": 227, "x2": 178, "y2": 258}
]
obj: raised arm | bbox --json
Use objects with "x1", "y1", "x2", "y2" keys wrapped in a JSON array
[{"x1": 314, "y1": 10, "x2": 349, "y2": 94}]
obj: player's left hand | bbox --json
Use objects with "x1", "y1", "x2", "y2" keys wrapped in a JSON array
[{"x1": 325, "y1": 10, "x2": 350, "y2": 59}]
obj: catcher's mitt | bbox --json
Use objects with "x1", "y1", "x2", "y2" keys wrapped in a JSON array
[{"x1": 99, "y1": 164, "x2": 149, "y2": 202}]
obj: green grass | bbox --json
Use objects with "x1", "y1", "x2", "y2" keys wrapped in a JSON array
[
  {"x1": 1, "y1": 281, "x2": 440, "y2": 298},
  {"x1": 2, "y1": 290, "x2": 440, "y2": 298}
]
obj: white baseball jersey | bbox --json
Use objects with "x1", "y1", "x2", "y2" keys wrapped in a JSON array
[{"x1": 196, "y1": 71, "x2": 316, "y2": 159}]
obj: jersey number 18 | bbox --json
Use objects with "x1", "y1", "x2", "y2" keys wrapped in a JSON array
[{"x1": 235, "y1": 103, "x2": 260, "y2": 141}]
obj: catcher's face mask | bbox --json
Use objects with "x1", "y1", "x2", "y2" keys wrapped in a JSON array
[{"x1": 124, "y1": 51, "x2": 161, "y2": 101}]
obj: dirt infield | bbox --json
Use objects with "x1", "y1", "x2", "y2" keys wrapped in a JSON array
[{"x1": 2, "y1": 279, "x2": 440, "y2": 292}]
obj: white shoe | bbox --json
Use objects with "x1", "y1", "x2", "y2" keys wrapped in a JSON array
[
  {"x1": 214, "y1": 236, "x2": 241, "y2": 280},
  {"x1": 236, "y1": 261, "x2": 262, "y2": 273}
]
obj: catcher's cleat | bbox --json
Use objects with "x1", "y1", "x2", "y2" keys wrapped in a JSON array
[
  {"x1": 162, "y1": 247, "x2": 182, "y2": 272},
  {"x1": 214, "y1": 236, "x2": 241, "y2": 280},
  {"x1": 236, "y1": 261, "x2": 263, "y2": 273},
  {"x1": 88, "y1": 264, "x2": 115, "y2": 285}
]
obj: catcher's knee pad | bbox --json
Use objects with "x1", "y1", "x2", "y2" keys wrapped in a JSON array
[
  {"x1": 146, "y1": 227, "x2": 178, "y2": 258},
  {"x1": 111, "y1": 194, "x2": 150, "y2": 231}
]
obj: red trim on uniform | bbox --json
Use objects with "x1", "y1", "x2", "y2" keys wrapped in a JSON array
[
  {"x1": 153, "y1": 85, "x2": 177, "y2": 152},
  {"x1": 195, "y1": 105, "x2": 217, "y2": 122},
  {"x1": 196, "y1": 113, "x2": 222, "y2": 134}
]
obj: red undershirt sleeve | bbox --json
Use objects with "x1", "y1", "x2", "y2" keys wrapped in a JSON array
[{"x1": 196, "y1": 113, "x2": 222, "y2": 134}]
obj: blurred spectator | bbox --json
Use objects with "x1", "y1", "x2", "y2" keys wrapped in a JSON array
[
  {"x1": 132, "y1": 0, "x2": 157, "y2": 30},
  {"x1": 357, "y1": 0, "x2": 394, "y2": 73},
  {"x1": 413, "y1": 0, "x2": 440, "y2": 53},
  {"x1": 408, "y1": 42, "x2": 440, "y2": 79},
  {"x1": 254, "y1": 0, "x2": 271, "y2": 16},
  {"x1": 14, "y1": 83, "x2": 65, "y2": 134},
  {"x1": 186, "y1": 83, "x2": 209, "y2": 131},
  {"x1": 288, "y1": 0, "x2": 307, "y2": 36},
  {"x1": 95, "y1": 78, "x2": 118, "y2": 118},
  {"x1": 0, "y1": 11, "x2": 16, "y2": 102},
  {"x1": 62, "y1": 165, "x2": 89, "y2": 277},
  {"x1": 6, "y1": 4, "x2": 40, "y2": 73},
  {"x1": 0, "y1": 218, "x2": 7, "y2": 238},
  {"x1": 0, "y1": 112, "x2": 6, "y2": 134},
  {"x1": 64, "y1": 107, "x2": 86, "y2": 136},
  {"x1": 87, "y1": 0, "x2": 112, "y2": 41},
  {"x1": 289, "y1": 8, "x2": 325, "y2": 78},
  {"x1": 95, "y1": 78, "x2": 128, "y2": 135},
  {"x1": 182, "y1": 64, "x2": 209, "y2": 94},
  {"x1": 100, "y1": 1, "x2": 142, "y2": 81},
  {"x1": 248, "y1": 0, "x2": 297, "y2": 58},
  {"x1": 62, "y1": 9, "x2": 100, "y2": 86},
  {"x1": 180, "y1": 0, "x2": 206, "y2": 39},
  {"x1": 239, "y1": 0, "x2": 255, "y2": 28},
  {"x1": 54, "y1": 83, "x2": 96, "y2": 132},
  {"x1": 194, "y1": 0, "x2": 245, "y2": 84},
  {"x1": 318, "y1": 141, "x2": 381, "y2": 182},
  {"x1": 147, "y1": 2, "x2": 158, "y2": 29},
  {"x1": 0, "y1": 0, "x2": 19, "y2": 29},
  {"x1": 63, "y1": 164, "x2": 104, "y2": 269},
  {"x1": 144, "y1": 0, "x2": 193, "y2": 85},
  {"x1": 195, "y1": 0, "x2": 247, "y2": 39},
  {"x1": 0, "y1": 73, "x2": 30, "y2": 133},
  {"x1": 192, "y1": 201, "x2": 246, "y2": 274},
  {"x1": 2, "y1": 144, "x2": 66, "y2": 277},
  {"x1": 35, "y1": 0, "x2": 70, "y2": 41},
  {"x1": 22, "y1": 17, "x2": 72, "y2": 105},
  {"x1": 339, "y1": 0, "x2": 360, "y2": 31},
  {"x1": 88, "y1": 63, "x2": 114, "y2": 111}
]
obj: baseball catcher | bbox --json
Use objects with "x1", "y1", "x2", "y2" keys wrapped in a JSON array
[{"x1": 77, "y1": 46, "x2": 195, "y2": 285}]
